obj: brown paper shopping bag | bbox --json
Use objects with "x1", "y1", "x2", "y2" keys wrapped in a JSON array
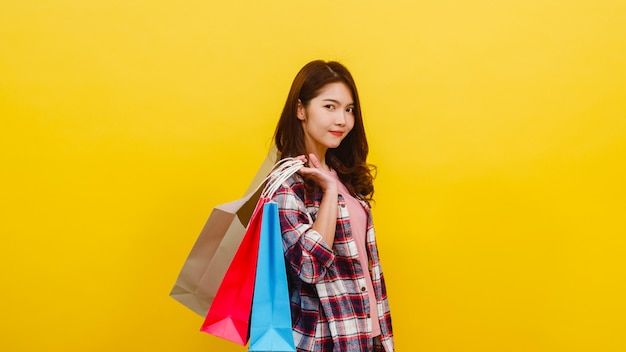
[{"x1": 170, "y1": 148, "x2": 277, "y2": 317}]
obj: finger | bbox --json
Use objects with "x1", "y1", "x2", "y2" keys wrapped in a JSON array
[
  {"x1": 308, "y1": 153, "x2": 321, "y2": 169},
  {"x1": 298, "y1": 166, "x2": 325, "y2": 177},
  {"x1": 297, "y1": 167, "x2": 319, "y2": 180},
  {"x1": 298, "y1": 166, "x2": 314, "y2": 175}
]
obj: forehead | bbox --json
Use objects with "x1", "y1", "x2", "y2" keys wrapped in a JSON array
[{"x1": 314, "y1": 82, "x2": 354, "y2": 103}]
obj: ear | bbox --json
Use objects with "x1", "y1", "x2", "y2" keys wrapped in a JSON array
[{"x1": 296, "y1": 99, "x2": 306, "y2": 121}]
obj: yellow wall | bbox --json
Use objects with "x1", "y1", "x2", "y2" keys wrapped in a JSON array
[{"x1": 1, "y1": 1, "x2": 624, "y2": 351}]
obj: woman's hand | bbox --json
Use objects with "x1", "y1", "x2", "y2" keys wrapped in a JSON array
[{"x1": 297, "y1": 153, "x2": 338, "y2": 195}]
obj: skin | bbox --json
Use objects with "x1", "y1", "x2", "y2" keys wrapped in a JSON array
[{"x1": 295, "y1": 82, "x2": 355, "y2": 247}]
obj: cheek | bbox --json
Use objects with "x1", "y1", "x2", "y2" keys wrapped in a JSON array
[{"x1": 347, "y1": 116, "x2": 356, "y2": 132}]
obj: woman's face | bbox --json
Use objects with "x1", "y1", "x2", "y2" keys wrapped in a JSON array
[{"x1": 297, "y1": 82, "x2": 355, "y2": 156}]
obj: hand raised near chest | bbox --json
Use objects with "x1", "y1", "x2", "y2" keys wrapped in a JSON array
[{"x1": 297, "y1": 153, "x2": 338, "y2": 196}]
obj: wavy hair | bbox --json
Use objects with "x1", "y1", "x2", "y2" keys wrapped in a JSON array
[{"x1": 274, "y1": 60, "x2": 376, "y2": 200}]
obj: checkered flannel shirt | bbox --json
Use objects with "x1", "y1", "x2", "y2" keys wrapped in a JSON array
[{"x1": 271, "y1": 172, "x2": 394, "y2": 352}]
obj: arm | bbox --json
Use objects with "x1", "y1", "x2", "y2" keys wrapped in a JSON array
[
  {"x1": 273, "y1": 181, "x2": 336, "y2": 284},
  {"x1": 298, "y1": 153, "x2": 339, "y2": 248},
  {"x1": 273, "y1": 153, "x2": 340, "y2": 284},
  {"x1": 308, "y1": 183, "x2": 338, "y2": 248}
]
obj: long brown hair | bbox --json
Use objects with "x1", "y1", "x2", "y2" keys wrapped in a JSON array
[{"x1": 274, "y1": 60, "x2": 376, "y2": 200}]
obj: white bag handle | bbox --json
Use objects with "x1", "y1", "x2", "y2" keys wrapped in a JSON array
[
  {"x1": 248, "y1": 158, "x2": 304, "y2": 198},
  {"x1": 254, "y1": 157, "x2": 314, "y2": 224},
  {"x1": 260, "y1": 158, "x2": 304, "y2": 199}
]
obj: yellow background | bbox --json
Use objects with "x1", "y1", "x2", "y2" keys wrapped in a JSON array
[{"x1": 1, "y1": 1, "x2": 625, "y2": 351}]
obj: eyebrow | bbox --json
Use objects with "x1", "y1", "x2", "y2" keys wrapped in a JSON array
[{"x1": 321, "y1": 98, "x2": 354, "y2": 105}]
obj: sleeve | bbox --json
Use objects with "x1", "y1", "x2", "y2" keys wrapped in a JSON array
[{"x1": 272, "y1": 180, "x2": 335, "y2": 284}]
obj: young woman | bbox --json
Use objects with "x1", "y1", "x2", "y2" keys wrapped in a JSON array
[{"x1": 271, "y1": 60, "x2": 394, "y2": 351}]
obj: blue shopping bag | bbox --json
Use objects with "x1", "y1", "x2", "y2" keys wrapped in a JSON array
[{"x1": 248, "y1": 201, "x2": 296, "y2": 352}]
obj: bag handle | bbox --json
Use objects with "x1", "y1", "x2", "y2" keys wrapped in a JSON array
[
  {"x1": 245, "y1": 157, "x2": 304, "y2": 200},
  {"x1": 261, "y1": 158, "x2": 304, "y2": 199},
  {"x1": 257, "y1": 157, "x2": 313, "y2": 225}
]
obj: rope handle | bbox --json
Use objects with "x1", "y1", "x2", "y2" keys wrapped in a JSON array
[
  {"x1": 261, "y1": 157, "x2": 305, "y2": 199},
  {"x1": 255, "y1": 157, "x2": 313, "y2": 224},
  {"x1": 245, "y1": 157, "x2": 304, "y2": 200}
]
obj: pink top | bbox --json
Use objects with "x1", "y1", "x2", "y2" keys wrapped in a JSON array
[{"x1": 331, "y1": 170, "x2": 381, "y2": 337}]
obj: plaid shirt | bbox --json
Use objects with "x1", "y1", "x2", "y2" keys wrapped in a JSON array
[{"x1": 271, "y1": 172, "x2": 394, "y2": 352}]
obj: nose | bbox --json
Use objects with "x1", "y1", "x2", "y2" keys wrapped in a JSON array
[{"x1": 336, "y1": 111, "x2": 347, "y2": 126}]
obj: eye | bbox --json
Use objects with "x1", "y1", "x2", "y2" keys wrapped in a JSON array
[
  {"x1": 324, "y1": 104, "x2": 335, "y2": 110},
  {"x1": 346, "y1": 107, "x2": 355, "y2": 113}
]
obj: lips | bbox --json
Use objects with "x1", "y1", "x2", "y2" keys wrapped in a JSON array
[{"x1": 330, "y1": 131, "x2": 344, "y2": 137}]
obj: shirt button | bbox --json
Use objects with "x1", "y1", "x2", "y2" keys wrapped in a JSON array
[
  {"x1": 340, "y1": 203, "x2": 346, "y2": 208},
  {"x1": 361, "y1": 287, "x2": 366, "y2": 292}
]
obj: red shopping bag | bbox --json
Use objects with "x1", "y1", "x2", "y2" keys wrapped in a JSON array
[{"x1": 200, "y1": 196, "x2": 269, "y2": 345}]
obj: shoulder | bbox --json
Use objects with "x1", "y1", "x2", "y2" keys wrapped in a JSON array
[
  {"x1": 268, "y1": 171, "x2": 304, "y2": 190},
  {"x1": 268, "y1": 171, "x2": 307, "y2": 200}
]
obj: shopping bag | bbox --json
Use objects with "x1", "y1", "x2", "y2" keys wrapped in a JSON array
[
  {"x1": 248, "y1": 201, "x2": 296, "y2": 352},
  {"x1": 200, "y1": 157, "x2": 304, "y2": 346},
  {"x1": 200, "y1": 197, "x2": 269, "y2": 345},
  {"x1": 170, "y1": 149, "x2": 277, "y2": 317}
]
